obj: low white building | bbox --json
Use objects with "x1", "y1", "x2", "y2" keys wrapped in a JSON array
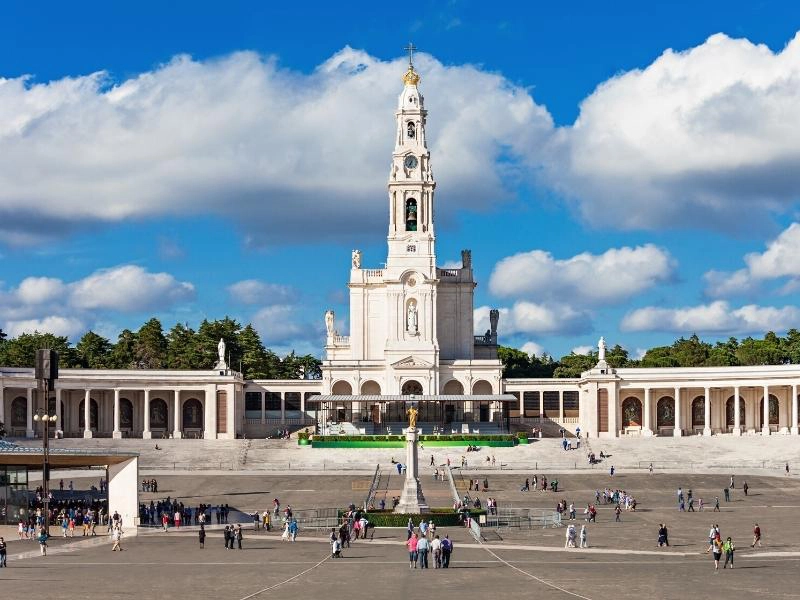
[{"x1": 2, "y1": 59, "x2": 799, "y2": 440}]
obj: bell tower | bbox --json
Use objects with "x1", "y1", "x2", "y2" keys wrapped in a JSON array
[{"x1": 386, "y1": 43, "x2": 436, "y2": 278}]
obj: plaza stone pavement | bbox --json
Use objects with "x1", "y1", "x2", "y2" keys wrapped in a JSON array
[{"x1": 3, "y1": 478, "x2": 800, "y2": 600}]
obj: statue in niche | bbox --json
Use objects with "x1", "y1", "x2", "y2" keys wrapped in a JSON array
[
  {"x1": 461, "y1": 249, "x2": 472, "y2": 269},
  {"x1": 407, "y1": 302, "x2": 418, "y2": 335},
  {"x1": 598, "y1": 337, "x2": 607, "y2": 361},
  {"x1": 352, "y1": 249, "x2": 362, "y2": 269},
  {"x1": 325, "y1": 310, "x2": 335, "y2": 337},
  {"x1": 489, "y1": 308, "x2": 499, "y2": 337}
]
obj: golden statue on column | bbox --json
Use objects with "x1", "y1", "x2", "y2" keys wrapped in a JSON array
[{"x1": 407, "y1": 406, "x2": 419, "y2": 429}]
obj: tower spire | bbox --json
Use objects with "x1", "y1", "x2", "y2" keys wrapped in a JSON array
[
  {"x1": 403, "y1": 42, "x2": 417, "y2": 67},
  {"x1": 402, "y1": 43, "x2": 420, "y2": 86}
]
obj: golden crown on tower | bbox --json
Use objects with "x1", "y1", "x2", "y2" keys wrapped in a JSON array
[{"x1": 402, "y1": 65, "x2": 420, "y2": 86}]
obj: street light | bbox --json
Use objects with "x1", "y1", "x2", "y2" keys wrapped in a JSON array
[{"x1": 33, "y1": 408, "x2": 58, "y2": 536}]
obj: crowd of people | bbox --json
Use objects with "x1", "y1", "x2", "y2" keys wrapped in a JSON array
[
  {"x1": 404, "y1": 521, "x2": 454, "y2": 569},
  {"x1": 139, "y1": 498, "x2": 233, "y2": 527}
]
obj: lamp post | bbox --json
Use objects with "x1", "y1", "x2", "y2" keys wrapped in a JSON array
[{"x1": 33, "y1": 406, "x2": 58, "y2": 536}]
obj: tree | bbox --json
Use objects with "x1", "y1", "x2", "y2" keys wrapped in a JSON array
[
  {"x1": 736, "y1": 335, "x2": 784, "y2": 366},
  {"x1": 639, "y1": 346, "x2": 679, "y2": 368},
  {"x1": 0, "y1": 332, "x2": 77, "y2": 368},
  {"x1": 76, "y1": 331, "x2": 112, "y2": 368},
  {"x1": 553, "y1": 352, "x2": 596, "y2": 378},
  {"x1": 238, "y1": 324, "x2": 276, "y2": 379},
  {"x1": 671, "y1": 335, "x2": 711, "y2": 367},
  {"x1": 605, "y1": 344, "x2": 630, "y2": 368},
  {"x1": 196, "y1": 317, "x2": 243, "y2": 369},
  {"x1": 784, "y1": 329, "x2": 800, "y2": 364},
  {"x1": 134, "y1": 318, "x2": 168, "y2": 369},
  {"x1": 109, "y1": 329, "x2": 137, "y2": 369},
  {"x1": 166, "y1": 323, "x2": 202, "y2": 370}
]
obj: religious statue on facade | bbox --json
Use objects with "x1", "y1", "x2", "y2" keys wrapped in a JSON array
[
  {"x1": 325, "y1": 310, "x2": 335, "y2": 337},
  {"x1": 407, "y1": 302, "x2": 418, "y2": 335},
  {"x1": 489, "y1": 308, "x2": 499, "y2": 337},
  {"x1": 352, "y1": 249, "x2": 362, "y2": 269},
  {"x1": 407, "y1": 406, "x2": 419, "y2": 429},
  {"x1": 218, "y1": 338, "x2": 226, "y2": 364},
  {"x1": 461, "y1": 249, "x2": 472, "y2": 269},
  {"x1": 598, "y1": 336, "x2": 607, "y2": 361}
]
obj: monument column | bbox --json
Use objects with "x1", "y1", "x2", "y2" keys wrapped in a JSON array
[
  {"x1": 113, "y1": 388, "x2": 122, "y2": 439},
  {"x1": 791, "y1": 383, "x2": 798, "y2": 435},
  {"x1": 643, "y1": 388, "x2": 652, "y2": 436},
  {"x1": 26, "y1": 387, "x2": 34, "y2": 438},
  {"x1": 173, "y1": 390, "x2": 182, "y2": 439},
  {"x1": 142, "y1": 389, "x2": 152, "y2": 439},
  {"x1": 673, "y1": 386, "x2": 682, "y2": 437},
  {"x1": 394, "y1": 408, "x2": 429, "y2": 514},
  {"x1": 83, "y1": 389, "x2": 92, "y2": 438},
  {"x1": 703, "y1": 386, "x2": 711, "y2": 436},
  {"x1": 260, "y1": 391, "x2": 266, "y2": 424},
  {"x1": 733, "y1": 386, "x2": 741, "y2": 436},
  {"x1": 762, "y1": 384, "x2": 770, "y2": 435}
]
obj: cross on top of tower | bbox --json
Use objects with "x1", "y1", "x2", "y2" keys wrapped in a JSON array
[{"x1": 404, "y1": 42, "x2": 417, "y2": 67}]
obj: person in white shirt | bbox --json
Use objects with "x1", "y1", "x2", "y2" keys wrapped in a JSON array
[{"x1": 431, "y1": 535, "x2": 442, "y2": 568}]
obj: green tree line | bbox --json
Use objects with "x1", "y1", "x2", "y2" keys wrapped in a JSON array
[
  {"x1": 0, "y1": 318, "x2": 321, "y2": 380},
  {"x1": 499, "y1": 331, "x2": 800, "y2": 378}
]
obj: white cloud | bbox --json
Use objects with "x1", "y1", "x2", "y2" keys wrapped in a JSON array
[
  {"x1": 546, "y1": 33, "x2": 800, "y2": 232},
  {"x1": 227, "y1": 279, "x2": 296, "y2": 305},
  {"x1": 489, "y1": 244, "x2": 673, "y2": 305},
  {"x1": 475, "y1": 302, "x2": 591, "y2": 336},
  {"x1": 0, "y1": 49, "x2": 551, "y2": 245},
  {"x1": 705, "y1": 223, "x2": 800, "y2": 297},
  {"x1": 621, "y1": 300, "x2": 800, "y2": 334},
  {"x1": 15, "y1": 277, "x2": 66, "y2": 305},
  {"x1": 571, "y1": 345, "x2": 592, "y2": 355},
  {"x1": 520, "y1": 341, "x2": 545, "y2": 357},
  {"x1": 251, "y1": 305, "x2": 316, "y2": 345},
  {"x1": 70, "y1": 265, "x2": 194, "y2": 312},
  {"x1": 5, "y1": 316, "x2": 85, "y2": 339}
]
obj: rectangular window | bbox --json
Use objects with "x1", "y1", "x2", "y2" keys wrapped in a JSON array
[
  {"x1": 265, "y1": 392, "x2": 281, "y2": 411},
  {"x1": 285, "y1": 392, "x2": 301, "y2": 411},
  {"x1": 523, "y1": 391, "x2": 540, "y2": 416},
  {"x1": 245, "y1": 392, "x2": 262, "y2": 412},
  {"x1": 563, "y1": 390, "x2": 579, "y2": 418},
  {"x1": 543, "y1": 391, "x2": 560, "y2": 416}
]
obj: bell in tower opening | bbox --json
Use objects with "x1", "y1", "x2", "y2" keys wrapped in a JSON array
[
  {"x1": 405, "y1": 198, "x2": 418, "y2": 231},
  {"x1": 407, "y1": 121, "x2": 416, "y2": 139}
]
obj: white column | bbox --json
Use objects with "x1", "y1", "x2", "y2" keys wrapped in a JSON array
[
  {"x1": 673, "y1": 386, "x2": 682, "y2": 437},
  {"x1": 703, "y1": 386, "x2": 711, "y2": 436},
  {"x1": 280, "y1": 392, "x2": 286, "y2": 425},
  {"x1": 173, "y1": 390, "x2": 182, "y2": 439},
  {"x1": 791, "y1": 384, "x2": 798, "y2": 435},
  {"x1": 762, "y1": 384, "x2": 770, "y2": 435},
  {"x1": 83, "y1": 389, "x2": 92, "y2": 438},
  {"x1": 54, "y1": 387, "x2": 63, "y2": 436},
  {"x1": 643, "y1": 388, "x2": 652, "y2": 435},
  {"x1": 260, "y1": 391, "x2": 266, "y2": 424},
  {"x1": 112, "y1": 388, "x2": 122, "y2": 439},
  {"x1": 732, "y1": 386, "x2": 741, "y2": 436},
  {"x1": 558, "y1": 390, "x2": 564, "y2": 422},
  {"x1": 142, "y1": 389, "x2": 152, "y2": 439},
  {"x1": 26, "y1": 387, "x2": 34, "y2": 438}
]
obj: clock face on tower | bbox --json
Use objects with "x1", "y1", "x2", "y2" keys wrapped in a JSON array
[{"x1": 404, "y1": 155, "x2": 418, "y2": 169}]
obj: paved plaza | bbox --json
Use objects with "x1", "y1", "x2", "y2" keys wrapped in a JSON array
[{"x1": 3, "y1": 468, "x2": 800, "y2": 599}]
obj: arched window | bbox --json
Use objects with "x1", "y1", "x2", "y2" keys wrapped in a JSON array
[
  {"x1": 656, "y1": 397, "x2": 675, "y2": 427},
  {"x1": 360, "y1": 380, "x2": 381, "y2": 395},
  {"x1": 621, "y1": 397, "x2": 642, "y2": 428},
  {"x1": 401, "y1": 380, "x2": 423, "y2": 395},
  {"x1": 405, "y1": 198, "x2": 417, "y2": 231},
  {"x1": 120, "y1": 399, "x2": 134, "y2": 429},
  {"x1": 725, "y1": 396, "x2": 745, "y2": 427},
  {"x1": 407, "y1": 121, "x2": 416, "y2": 139},
  {"x1": 150, "y1": 398, "x2": 168, "y2": 429},
  {"x1": 691, "y1": 396, "x2": 705, "y2": 427},
  {"x1": 182, "y1": 399, "x2": 203, "y2": 429},
  {"x1": 11, "y1": 396, "x2": 26, "y2": 427},
  {"x1": 759, "y1": 394, "x2": 779, "y2": 426},
  {"x1": 331, "y1": 380, "x2": 353, "y2": 395},
  {"x1": 442, "y1": 380, "x2": 464, "y2": 395}
]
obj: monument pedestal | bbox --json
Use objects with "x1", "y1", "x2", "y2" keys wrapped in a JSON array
[{"x1": 394, "y1": 428, "x2": 429, "y2": 514}]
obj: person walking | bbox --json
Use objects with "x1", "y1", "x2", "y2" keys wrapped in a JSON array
[
  {"x1": 751, "y1": 523, "x2": 762, "y2": 548},
  {"x1": 199, "y1": 525, "x2": 205, "y2": 549},
  {"x1": 713, "y1": 496, "x2": 720, "y2": 512},
  {"x1": 441, "y1": 535, "x2": 453, "y2": 568},
  {"x1": 723, "y1": 487, "x2": 730, "y2": 502},
  {"x1": 786, "y1": 462, "x2": 790, "y2": 476},
  {"x1": 111, "y1": 527, "x2": 122, "y2": 552},
  {"x1": 417, "y1": 534, "x2": 430, "y2": 568},
  {"x1": 730, "y1": 475, "x2": 735, "y2": 489},
  {"x1": 236, "y1": 524, "x2": 243, "y2": 549},
  {"x1": 743, "y1": 481, "x2": 749, "y2": 496},
  {"x1": 223, "y1": 525, "x2": 231, "y2": 549},
  {"x1": 288, "y1": 519, "x2": 298, "y2": 542},
  {"x1": 579, "y1": 525, "x2": 588, "y2": 548},
  {"x1": 723, "y1": 537, "x2": 735, "y2": 568},
  {"x1": 706, "y1": 536, "x2": 723, "y2": 571},
  {"x1": 0, "y1": 537, "x2": 7, "y2": 567},
  {"x1": 431, "y1": 535, "x2": 442, "y2": 568},
  {"x1": 614, "y1": 505, "x2": 622, "y2": 522},
  {"x1": 38, "y1": 528, "x2": 48, "y2": 556},
  {"x1": 406, "y1": 532, "x2": 419, "y2": 569}
]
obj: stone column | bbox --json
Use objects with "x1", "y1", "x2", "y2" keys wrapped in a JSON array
[
  {"x1": 732, "y1": 386, "x2": 741, "y2": 436},
  {"x1": 703, "y1": 386, "x2": 712, "y2": 436},
  {"x1": 26, "y1": 387, "x2": 34, "y2": 438},
  {"x1": 173, "y1": 390, "x2": 182, "y2": 439},
  {"x1": 393, "y1": 427, "x2": 429, "y2": 514},
  {"x1": 113, "y1": 388, "x2": 122, "y2": 439},
  {"x1": 55, "y1": 388, "x2": 63, "y2": 437},
  {"x1": 791, "y1": 384, "x2": 798, "y2": 435},
  {"x1": 558, "y1": 390, "x2": 564, "y2": 422},
  {"x1": 83, "y1": 389, "x2": 92, "y2": 438},
  {"x1": 762, "y1": 384, "x2": 770, "y2": 435},
  {"x1": 643, "y1": 388, "x2": 653, "y2": 436},
  {"x1": 0, "y1": 383, "x2": 5, "y2": 430},
  {"x1": 142, "y1": 389, "x2": 152, "y2": 439},
  {"x1": 673, "y1": 386, "x2": 682, "y2": 437},
  {"x1": 280, "y1": 392, "x2": 286, "y2": 425},
  {"x1": 260, "y1": 391, "x2": 266, "y2": 424}
]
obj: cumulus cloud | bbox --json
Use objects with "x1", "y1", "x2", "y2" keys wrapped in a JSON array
[
  {"x1": 0, "y1": 265, "x2": 195, "y2": 339},
  {"x1": 489, "y1": 244, "x2": 674, "y2": 305},
  {"x1": 705, "y1": 222, "x2": 800, "y2": 297},
  {"x1": 227, "y1": 279, "x2": 296, "y2": 305},
  {"x1": 475, "y1": 302, "x2": 591, "y2": 336},
  {"x1": 520, "y1": 341, "x2": 545, "y2": 357},
  {"x1": 571, "y1": 345, "x2": 593, "y2": 355},
  {"x1": 546, "y1": 33, "x2": 800, "y2": 233},
  {"x1": 0, "y1": 48, "x2": 551, "y2": 245},
  {"x1": 251, "y1": 305, "x2": 317, "y2": 345},
  {"x1": 621, "y1": 300, "x2": 800, "y2": 334}
]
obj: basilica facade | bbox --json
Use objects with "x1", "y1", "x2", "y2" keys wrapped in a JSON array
[{"x1": 2, "y1": 61, "x2": 799, "y2": 440}]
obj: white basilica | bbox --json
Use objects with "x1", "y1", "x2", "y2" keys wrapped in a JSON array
[{"x1": 2, "y1": 59, "x2": 800, "y2": 441}]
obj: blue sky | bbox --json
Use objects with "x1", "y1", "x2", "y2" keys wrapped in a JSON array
[{"x1": 2, "y1": 1, "x2": 800, "y2": 359}]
